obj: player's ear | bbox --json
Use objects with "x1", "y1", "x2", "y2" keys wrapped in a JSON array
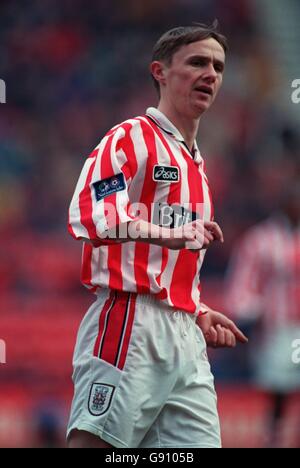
[{"x1": 150, "y1": 61, "x2": 167, "y2": 87}]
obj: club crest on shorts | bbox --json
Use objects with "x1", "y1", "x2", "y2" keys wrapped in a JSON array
[{"x1": 88, "y1": 383, "x2": 115, "y2": 416}]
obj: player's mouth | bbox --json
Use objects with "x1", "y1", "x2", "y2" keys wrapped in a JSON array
[{"x1": 194, "y1": 85, "x2": 213, "y2": 97}]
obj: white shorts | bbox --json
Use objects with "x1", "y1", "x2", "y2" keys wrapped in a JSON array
[{"x1": 67, "y1": 289, "x2": 221, "y2": 448}]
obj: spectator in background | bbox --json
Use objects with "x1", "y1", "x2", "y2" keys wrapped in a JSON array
[{"x1": 226, "y1": 181, "x2": 300, "y2": 447}]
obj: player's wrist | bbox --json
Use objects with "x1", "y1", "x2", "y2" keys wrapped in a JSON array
[
  {"x1": 128, "y1": 220, "x2": 169, "y2": 246},
  {"x1": 196, "y1": 303, "x2": 210, "y2": 322}
]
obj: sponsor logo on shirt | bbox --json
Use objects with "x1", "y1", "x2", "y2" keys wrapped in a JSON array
[
  {"x1": 93, "y1": 173, "x2": 126, "y2": 201},
  {"x1": 152, "y1": 202, "x2": 199, "y2": 228},
  {"x1": 153, "y1": 165, "x2": 180, "y2": 183}
]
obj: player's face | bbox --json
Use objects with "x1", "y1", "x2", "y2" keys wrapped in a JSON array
[{"x1": 161, "y1": 38, "x2": 225, "y2": 118}]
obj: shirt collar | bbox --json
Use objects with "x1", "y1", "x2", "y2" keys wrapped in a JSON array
[{"x1": 146, "y1": 107, "x2": 203, "y2": 165}]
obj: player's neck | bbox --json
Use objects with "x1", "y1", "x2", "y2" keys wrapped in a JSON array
[{"x1": 157, "y1": 103, "x2": 199, "y2": 152}]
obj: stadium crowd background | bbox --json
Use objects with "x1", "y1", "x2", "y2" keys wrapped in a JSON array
[{"x1": 0, "y1": 0, "x2": 299, "y2": 448}]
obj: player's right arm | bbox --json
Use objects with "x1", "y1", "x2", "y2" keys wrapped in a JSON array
[
  {"x1": 124, "y1": 218, "x2": 223, "y2": 250},
  {"x1": 84, "y1": 216, "x2": 223, "y2": 251}
]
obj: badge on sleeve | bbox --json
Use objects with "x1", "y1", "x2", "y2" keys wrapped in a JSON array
[{"x1": 93, "y1": 173, "x2": 126, "y2": 201}]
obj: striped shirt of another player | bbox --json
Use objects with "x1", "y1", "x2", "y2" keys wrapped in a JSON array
[{"x1": 226, "y1": 216, "x2": 300, "y2": 328}]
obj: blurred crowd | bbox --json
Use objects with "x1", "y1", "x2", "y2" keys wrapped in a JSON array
[{"x1": 0, "y1": 0, "x2": 300, "y2": 447}]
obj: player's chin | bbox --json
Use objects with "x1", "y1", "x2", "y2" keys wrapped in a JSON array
[{"x1": 193, "y1": 99, "x2": 212, "y2": 116}]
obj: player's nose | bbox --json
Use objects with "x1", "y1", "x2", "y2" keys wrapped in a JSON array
[{"x1": 202, "y1": 64, "x2": 218, "y2": 84}]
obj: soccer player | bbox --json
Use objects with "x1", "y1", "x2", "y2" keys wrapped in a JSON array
[{"x1": 67, "y1": 22, "x2": 248, "y2": 449}]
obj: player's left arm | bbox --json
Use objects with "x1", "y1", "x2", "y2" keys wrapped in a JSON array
[{"x1": 196, "y1": 302, "x2": 248, "y2": 348}]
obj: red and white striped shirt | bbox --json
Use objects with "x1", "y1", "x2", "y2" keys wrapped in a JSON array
[
  {"x1": 68, "y1": 108, "x2": 214, "y2": 315},
  {"x1": 226, "y1": 215, "x2": 300, "y2": 329}
]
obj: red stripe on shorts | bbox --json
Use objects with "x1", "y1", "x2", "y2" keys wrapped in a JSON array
[
  {"x1": 93, "y1": 290, "x2": 116, "y2": 357},
  {"x1": 99, "y1": 292, "x2": 136, "y2": 369},
  {"x1": 116, "y1": 294, "x2": 137, "y2": 370}
]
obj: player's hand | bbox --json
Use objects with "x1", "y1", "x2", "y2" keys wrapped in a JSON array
[
  {"x1": 168, "y1": 219, "x2": 205, "y2": 250},
  {"x1": 196, "y1": 304, "x2": 248, "y2": 348},
  {"x1": 204, "y1": 221, "x2": 224, "y2": 244},
  {"x1": 199, "y1": 221, "x2": 224, "y2": 250},
  {"x1": 166, "y1": 219, "x2": 224, "y2": 251}
]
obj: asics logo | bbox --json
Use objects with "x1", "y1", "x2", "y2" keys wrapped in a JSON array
[{"x1": 153, "y1": 165, "x2": 180, "y2": 183}]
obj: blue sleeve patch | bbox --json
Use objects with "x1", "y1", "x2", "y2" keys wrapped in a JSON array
[{"x1": 93, "y1": 173, "x2": 126, "y2": 202}]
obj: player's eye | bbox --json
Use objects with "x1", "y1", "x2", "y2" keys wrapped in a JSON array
[
  {"x1": 214, "y1": 63, "x2": 224, "y2": 73},
  {"x1": 190, "y1": 59, "x2": 206, "y2": 67}
]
